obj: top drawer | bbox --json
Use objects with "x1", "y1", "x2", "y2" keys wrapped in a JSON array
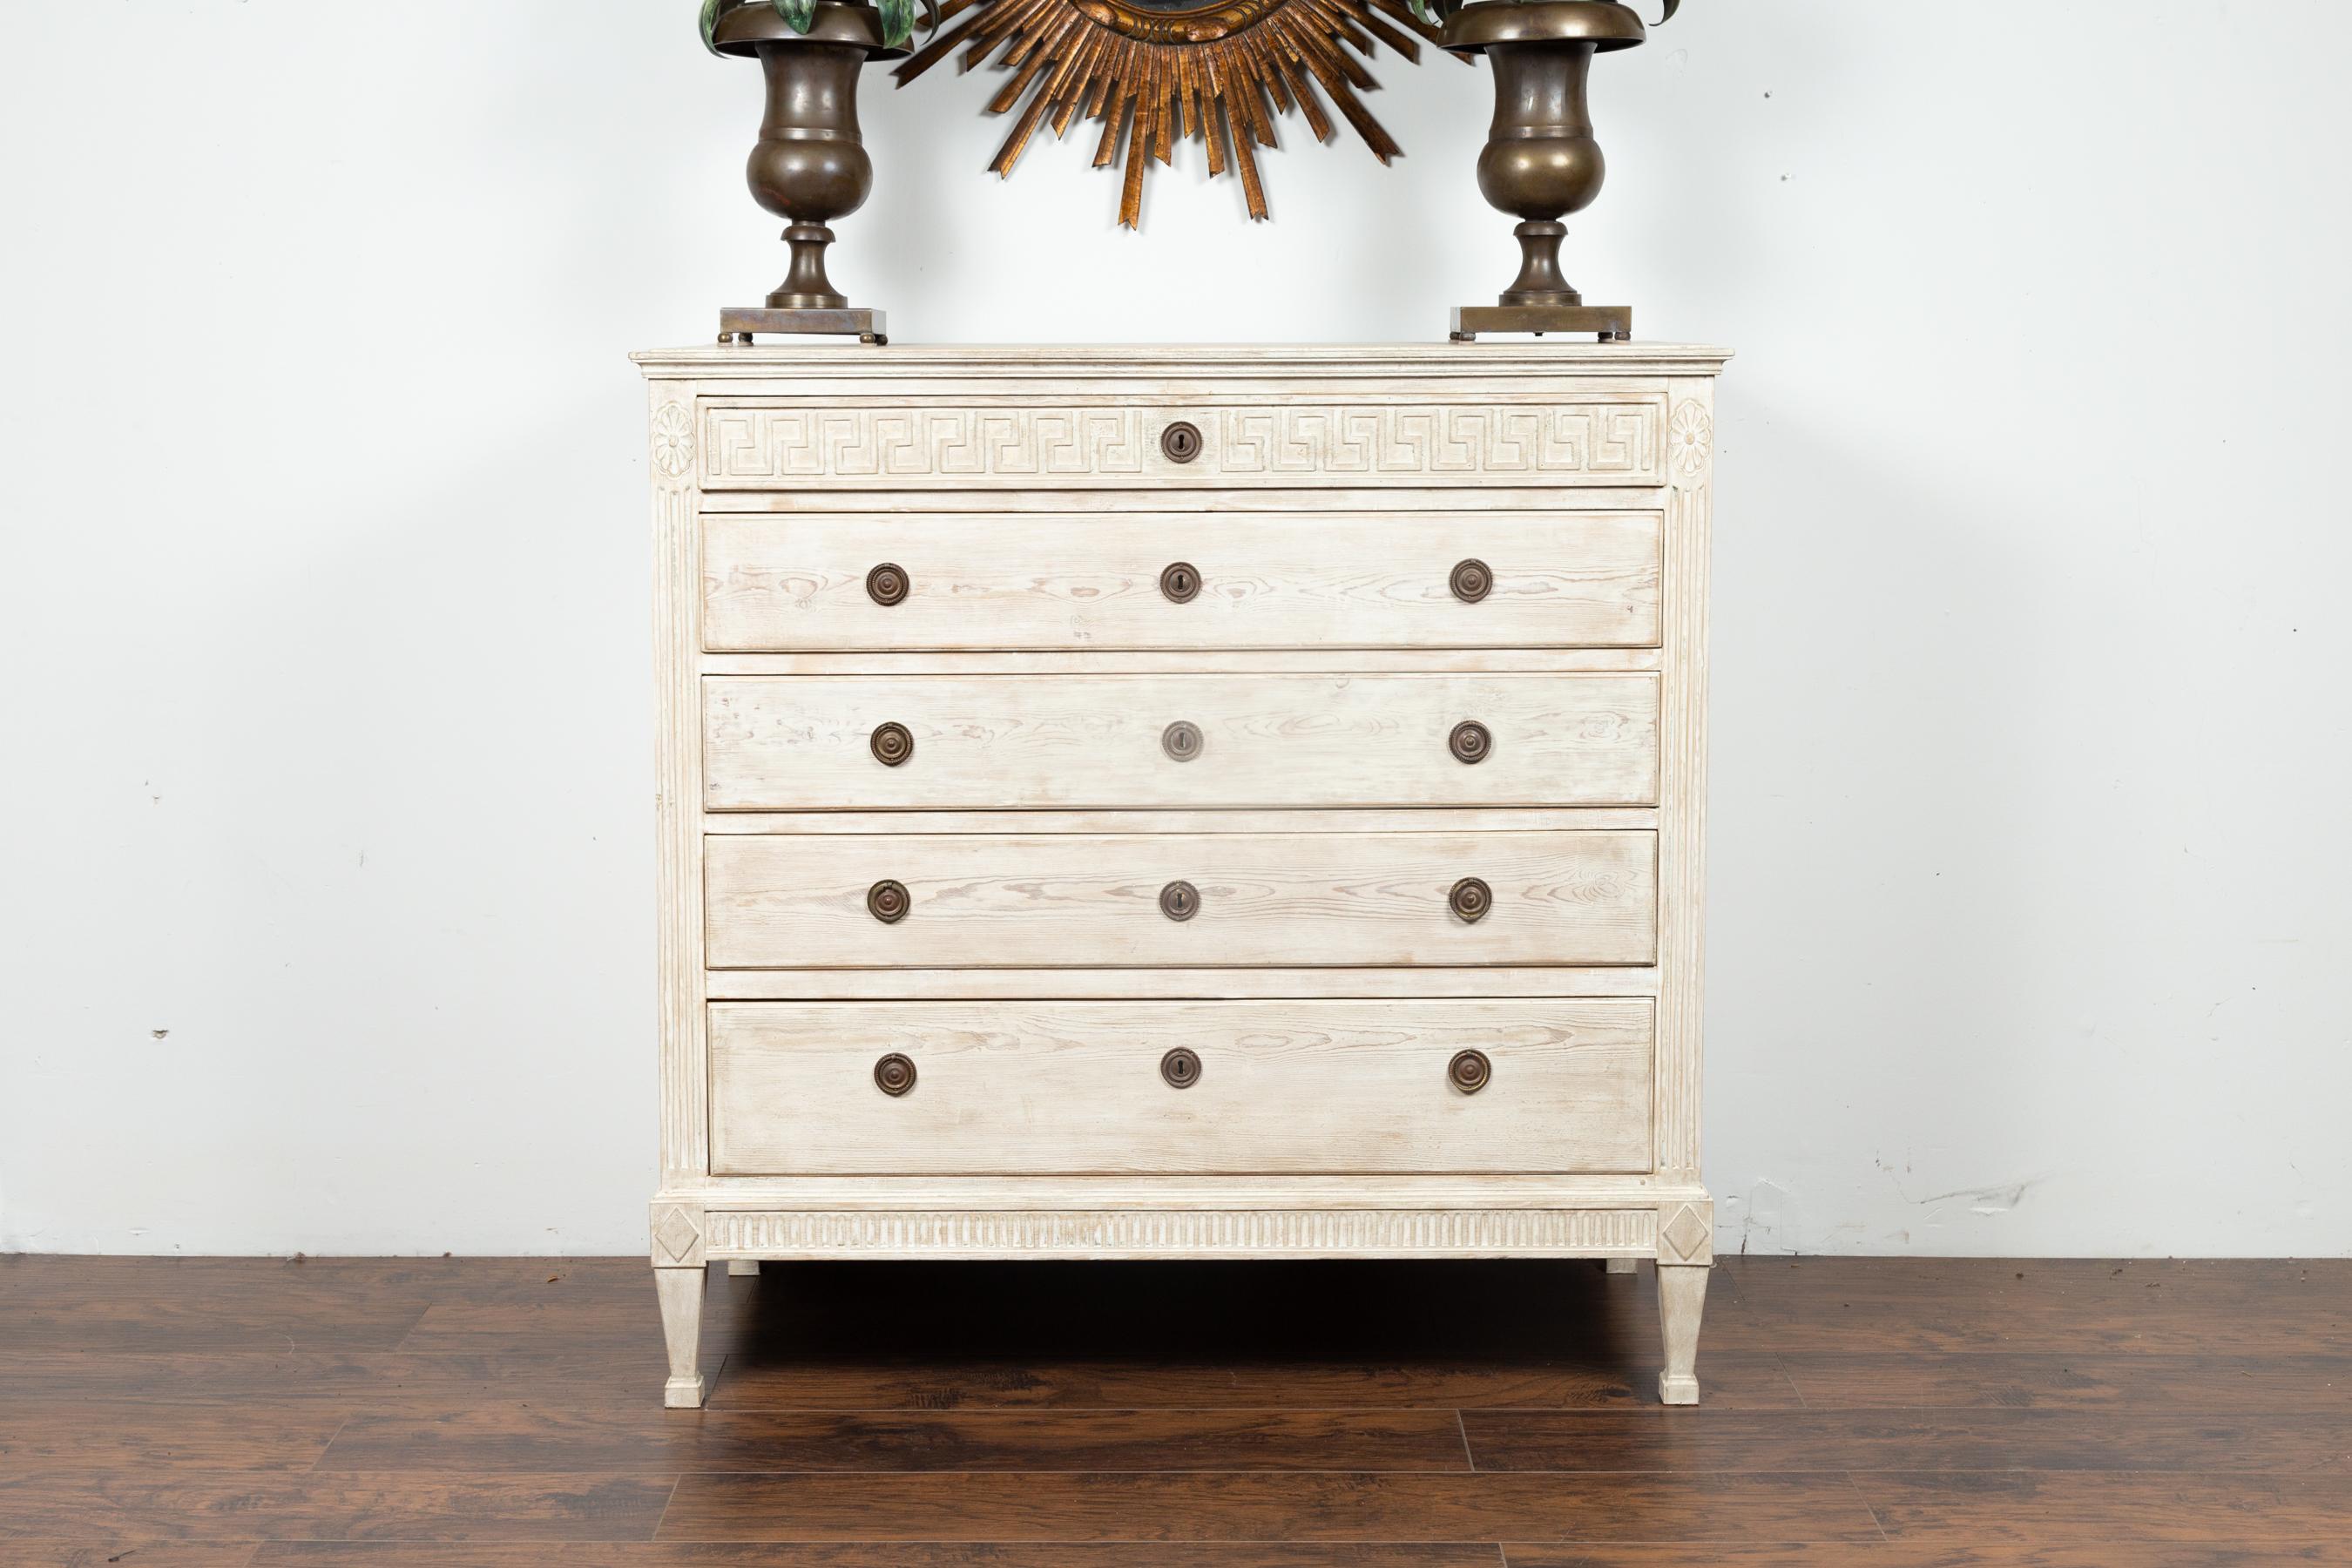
[
  {"x1": 703, "y1": 511, "x2": 1661, "y2": 652},
  {"x1": 698, "y1": 397, "x2": 1671, "y2": 491}
]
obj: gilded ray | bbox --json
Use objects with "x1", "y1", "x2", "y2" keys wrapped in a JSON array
[{"x1": 893, "y1": 0, "x2": 1456, "y2": 226}]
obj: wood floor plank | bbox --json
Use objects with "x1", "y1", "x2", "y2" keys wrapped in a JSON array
[
  {"x1": 654, "y1": 1472, "x2": 1883, "y2": 1544},
  {"x1": 1504, "y1": 1545, "x2": 2352, "y2": 1566},
  {"x1": 1710, "y1": 1259, "x2": 2352, "y2": 1355},
  {"x1": 251, "y1": 1546, "x2": 1510, "y2": 1566},
  {"x1": 1775, "y1": 1351, "x2": 2352, "y2": 1411},
  {"x1": 1504, "y1": 1548, "x2": 1897, "y2": 1567},
  {"x1": 0, "y1": 1293, "x2": 429, "y2": 1355},
  {"x1": 1860, "y1": 1471, "x2": 2352, "y2": 1545},
  {"x1": 0, "y1": 1396, "x2": 347, "y2": 1471},
  {"x1": 0, "y1": 1351, "x2": 683, "y2": 1412},
  {"x1": 312, "y1": 1407, "x2": 1472, "y2": 1474},
  {"x1": 0, "y1": 1545, "x2": 263, "y2": 1568},
  {"x1": 0, "y1": 1470, "x2": 673, "y2": 1545},
  {"x1": 708, "y1": 1353, "x2": 1802, "y2": 1412},
  {"x1": 1462, "y1": 1408, "x2": 2352, "y2": 1473}
]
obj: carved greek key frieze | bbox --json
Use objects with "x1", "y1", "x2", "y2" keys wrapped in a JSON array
[
  {"x1": 1218, "y1": 405, "x2": 1661, "y2": 478},
  {"x1": 703, "y1": 1208, "x2": 1657, "y2": 1257},
  {"x1": 701, "y1": 402, "x2": 1666, "y2": 485}
]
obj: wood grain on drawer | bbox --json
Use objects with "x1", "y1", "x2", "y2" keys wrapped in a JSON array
[
  {"x1": 704, "y1": 830, "x2": 1657, "y2": 970},
  {"x1": 698, "y1": 399, "x2": 1668, "y2": 490},
  {"x1": 701, "y1": 513, "x2": 1661, "y2": 651},
  {"x1": 703, "y1": 673, "x2": 1659, "y2": 811},
  {"x1": 708, "y1": 999, "x2": 1655, "y2": 1176}
]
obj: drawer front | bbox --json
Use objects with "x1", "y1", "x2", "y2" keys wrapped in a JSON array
[
  {"x1": 704, "y1": 673, "x2": 1659, "y2": 811},
  {"x1": 702, "y1": 513, "x2": 1661, "y2": 651},
  {"x1": 705, "y1": 830, "x2": 1656, "y2": 969},
  {"x1": 709, "y1": 999, "x2": 1655, "y2": 1176},
  {"x1": 699, "y1": 398, "x2": 1669, "y2": 490}
]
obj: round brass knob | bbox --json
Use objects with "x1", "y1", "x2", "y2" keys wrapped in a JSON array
[
  {"x1": 1159, "y1": 561, "x2": 1202, "y2": 604},
  {"x1": 866, "y1": 563, "x2": 909, "y2": 606},
  {"x1": 1160, "y1": 421, "x2": 1204, "y2": 463},
  {"x1": 867, "y1": 879, "x2": 910, "y2": 923},
  {"x1": 1448, "y1": 1050, "x2": 1492, "y2": 1094},
  {"x1": 870, "y1": 722, "x2": 915, "y2": 767},
  {"x1": 1162, "y1": 721, "x2": 1204, "y2": 762},
  {"x1": 1450, "y1": 720, "x2": 1493, "y2": 765},
  {"x1": 1450, "y1": 876, "x2": 1492, "y2": 924},
  {"x1": 1159, "y1": 881, "x2": 1201, "y2": 922},
  {"x1": 1160, "y1": 1047, "x2": 1203, "y2": 1089},
  {"x1": 874, "y1": 1053, "x2": 917, "y2": 1097},
  {"x1": 1450, "y1": 559, "x2": 1494, "y2": 603}
]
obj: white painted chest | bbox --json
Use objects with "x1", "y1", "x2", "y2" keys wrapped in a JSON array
[{"x1": 637, "y1": 343, "x2": 1727, "y2": 1407}]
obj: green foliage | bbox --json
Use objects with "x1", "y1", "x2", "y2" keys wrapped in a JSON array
[{"x1": 699, "y1": 0, "x2": 936, "y2": 57}]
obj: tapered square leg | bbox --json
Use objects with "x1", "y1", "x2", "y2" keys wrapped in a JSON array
[
  {"x1": 1657, "y1": 1261, "x2": 1709, "y2": 1406},
  {"x1": 1605, "y1": 1256, "x2": 1639, "y2": 1274},
  {"x1": 654, "y1": 1265, "x2": 707, "y2": 1409},
  {"x1": 727, "y1": 1259, "x2": 762, "y2": 1278}
]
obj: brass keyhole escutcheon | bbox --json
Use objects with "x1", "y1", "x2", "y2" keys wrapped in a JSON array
[
  {"x1": 867, "y1": 879, "x2": 910, "y2": 923},
  {"x1": 1159, "y1": 881, "x2": 1201, "y2": 922},
  {"x1": 1162, "y1": 721, "x2": 1204, "y2": 762},
  {"x1": 866, "y1": 563, "x2": 909, "y2": 606},
  {"x1": 1450, "y1": 720, "x2": 1493, "y2": 765},
  {"x1": 870, "y1": 722, "x2": 915, "y2": 767},
  {"x1": 1160, "y1": 1047, "x2": 1203, "y2": 1089},
  {"x1": 874, "y1": 1053, "x2": 917, "y2": 1097},
  {"x1": 1160, "y1": 421, "x2": 1204, "y2": 463},
  {"x1": 1448, "y1": 1050, "x2": 1492, "y2": 1094},
  {"x1": 1450, "y1": 558, "x2": 1494, "y2": 603},
  {"x1": 1450, "y1": 876, "x2": 1492, "y2": 924},
  {"x1": 1160, "y1": 562, "x2": 1201, "y2": 604}
]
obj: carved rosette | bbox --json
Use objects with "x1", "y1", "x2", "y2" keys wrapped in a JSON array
[
  {"x1": 651, "y1": 401, "x2": 696, "y2": 480},
  {"x1": 1669, "y1": 397, "x2": 1713, "y2": 488}
]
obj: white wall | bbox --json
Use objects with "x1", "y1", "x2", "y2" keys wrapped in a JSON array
[{"x1": 3, "y1": 1, "x2": 2346, "y2": 1257}]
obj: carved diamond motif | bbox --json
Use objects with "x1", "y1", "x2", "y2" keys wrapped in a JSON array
[
  {"x1": 1661, "y1": 1204, "x2": 1713, "y2": 1262},
  {"x1": 653, "y1": 1206, "x2": 700, "y2": 1264}
]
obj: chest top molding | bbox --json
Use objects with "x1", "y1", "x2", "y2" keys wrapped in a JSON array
[{"x1": 632, "y1": 342, "x2": 1734, "y2": 387}]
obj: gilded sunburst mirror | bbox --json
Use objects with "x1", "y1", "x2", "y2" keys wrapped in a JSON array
[{"x1": 893, "y1": 0, "x2": 1450, "y2": 226}]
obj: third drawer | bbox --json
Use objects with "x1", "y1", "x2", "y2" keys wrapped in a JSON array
[
  {"x1": 704, "y1": 672, "x2": 1659, "y2": 810},
  {"x1": 709, "y1": 998, "x2": 1656, "y2": 1175},
  {"x1": 705, "y1": 829, "x2": 1658, "y2": 969}
]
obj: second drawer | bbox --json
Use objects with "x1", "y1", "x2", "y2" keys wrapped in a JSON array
[
  {"x1": 704, "y1": 673, "x2": 1659, "y2": 810},
  {"x1": 705, "y1": 829, "x2": 1658, "y2": 969}
]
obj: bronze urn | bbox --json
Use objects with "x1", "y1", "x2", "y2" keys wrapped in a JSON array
[
  {"x1": 1442, "y1": 0, "x2": 1652, "y2": 341},
  {"x1": 713, "y1": 2, "x2": 909, "y2": 343}
]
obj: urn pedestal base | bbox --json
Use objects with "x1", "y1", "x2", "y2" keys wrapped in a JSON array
[
  {"x1": 1450, "y1": 303, "x2": 1631, "y2": 342},
  {"x1": 719, "y1": 306, "x2": 888, "y2": 345}
]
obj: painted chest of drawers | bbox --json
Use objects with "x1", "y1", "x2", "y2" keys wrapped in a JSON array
[{"x1": 636, "y1": 343, "x2": 1728, "y2": 1408}]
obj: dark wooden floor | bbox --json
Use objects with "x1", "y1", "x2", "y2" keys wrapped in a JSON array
[{"x1": 1, "y1": 1255, "x2": 2348, "y2": 1565}]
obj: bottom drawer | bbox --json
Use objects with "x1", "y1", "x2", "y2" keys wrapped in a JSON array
[{"x1": 708, "y1": 999, "x2": 1654, "y2": 1176}]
